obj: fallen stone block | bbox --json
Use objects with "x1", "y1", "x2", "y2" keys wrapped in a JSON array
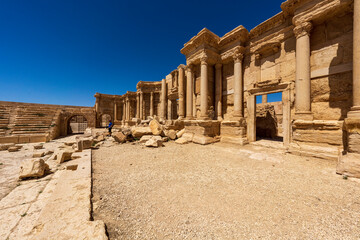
[
  {"x1": 113, "y1": 132, "x2": 127, "y2": 143},
  {"x1": 33, "y1": 151, "x2": 45, "y2": 158},
  {"x1": 131, "y1": 127, "x2": 153, "y2": 138},
  {"x1": 337, "y1": 152, "x2": 360, "y2": 178},
  {"x1": 145, "y1": 137, "x2": 163, "y2": 148},
  {"x1": 166, "y1": 129, "x2": 177, "y2": 140},
  {"x1": 149, "y1": 119, "x2": 163, "y2": 135},
  {"x1": 8, "y1": 146, "x2": 22, "y2": 152},
  {"x1": 176, "y1": 128, "x2": 185, "y2": 138},
  {"x1": 64, "y1": 141, "x2": 76, "y2": 146},
  {"x1": 45, "y1": 150, "x2": 54, "y2": 155},
  {"x1": 175, "y1": 138, "x2": 189, "y2": 145},
  {"x1": 33, "y1": 144, "x2": 44, "y2": 150},
  {"x1": 0, "y1": 143, "x2": 15, "y2": 151},
  {"x1": 19, "y1": 158, "x2": 49, "y2": 180},
  {"x1": 57, "y1": 151, "x2": 73, "y2": 163},
  {"x1": 182, "y1": 132, "x2": 194, "y2": 142},
  {"x1": 76, "y1": 136, "x2": 93, "y2": 150},
  {"x1": 139, "y1": 135, "x2": 153, "y2": 143}
]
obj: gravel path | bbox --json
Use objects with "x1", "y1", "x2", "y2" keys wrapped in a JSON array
[{"x1": 92, "y1": 141, "x2": 360, "y2": 239}]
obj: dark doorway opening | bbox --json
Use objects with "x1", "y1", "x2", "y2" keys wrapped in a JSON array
[{"x1": 68, "y1": 115, "x2": 88, "y2": 134}]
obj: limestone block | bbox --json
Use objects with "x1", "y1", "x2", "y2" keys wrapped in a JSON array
[
  {"x1": 113, "y1": 132, "x2": 126, "y2": 143},
  {"x1": 8, "y1": 146, "x2": 21, "y2": 152},
  {"x1": 0, "y1": 143, "x2": 15, "y2": 151},
  {"x1": 149, "y1": 120, "x2": 163, "y2": 135},
  {"x1": 64, "y1": 141, "x2": 76, "y2": 146},
  {"x1": 175, "y1": 138, "x2": 189, "y2": 145},
  {"x1": 145, "y1": 137, "x2": 163, "y2": 148},
  {"x1": 32, "y1": 151, "x2": 45, "y2": 158},
  {"x1": 57, "y1": 151, "x2": 73, "y2": 164},
  {"x1": 76, "y1": 137, "x2": 93, "y2": 150},
  {"x1": 292, "y1": 129, "x2": 342, "y2": 146},
  {"x1": 33, "y1": 144, "x2": 44, "y2": 150},
  {"x1": 166, "y1": 130, "x2": 177, "y2": 140},
  {"x1": 139, "y1": 135, "x2": 153, "y2": 143},
  {"x1": 348, "y1": 133, "x2": 360, "y2": 153},
  {"x1": 192, "y1": 135, "x2": 220, "y2": 145},
  {"x1": 131, "y1": 127, "x2": 152, "y2": 138},
  {"x1": 337, "y1": 153, "x2": 360, "y2": 178},
  {"x1": 19, "y1": 159, "x2": 49, "y2": 180},
  {"x1": 182, "y1": 132, "x2": 194, "y2": 142},
  {"x1": 176, "y1": 129, "x2": 185, "y2": 138}
]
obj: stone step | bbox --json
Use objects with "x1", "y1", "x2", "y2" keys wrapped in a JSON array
[
  {"x1": 12, "y1": 130, "x2": 49, "y2": 134},
  {"x1": 0, "y1": 119, "x2": 9, "y2": 124}
]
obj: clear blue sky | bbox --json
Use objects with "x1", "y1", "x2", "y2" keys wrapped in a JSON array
[{"x1": 0, "y1": 0, "x2": 285, "y2": 107}]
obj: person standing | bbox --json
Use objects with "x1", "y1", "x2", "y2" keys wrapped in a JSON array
[{"x1": 108, "y1": 120, "x2": 113, "y2": 136}]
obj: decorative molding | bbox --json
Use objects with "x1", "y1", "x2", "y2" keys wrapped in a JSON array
[{"x1": 293, "y1": 21, "x2": 312, "y2": 39}]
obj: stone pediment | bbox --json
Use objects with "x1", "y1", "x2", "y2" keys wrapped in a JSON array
[
  {"x1": 219, "y1": 25, "x2": 249, "y2": 49},
  {"x1": 254, "y1": 78, "x2": 282, "y2": 88},
  {"x1": 180, "y1": 28, "x2": 220, "y2": 57}
]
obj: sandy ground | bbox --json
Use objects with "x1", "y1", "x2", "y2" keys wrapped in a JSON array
[{"x1": 92, "y1": 141, "x2": 360, "y2": 240}]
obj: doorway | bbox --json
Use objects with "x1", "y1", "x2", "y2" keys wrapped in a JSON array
[
  {"x1": 247, "y1": 87, "x2": 291, "y2": 147},
  {"x1": 101, "y1": 114, "x2": 112, "y2": 127},
  {"x1": 68, "y1": 115, "x2": 88, "y2": 134}
]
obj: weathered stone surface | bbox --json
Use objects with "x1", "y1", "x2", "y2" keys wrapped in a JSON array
[
  {"x1": 33, "y1": 144, "x2": 44, "y2": 150},
  {"x1": 149, "y1": 120, "x2": 163, "y2": 135},
  {"x1": 145, "y1": 137, "x2": 163, "y2": 148},
  {"x1": 337, "y1": 153, "x2": 360, "y2": 178},
  {"x1": 32, "y1": 151, "x2": 45, "y2": 158},
  {"x1": 166, "y1": 129, "x2": 177, "y2": 140},
  {"x1": 0, "y1": 143, "x2": 15, "y2": 151},
  {"x1": 348, "y1": 132, "x2": 360, "y2": 153},
  {"x1": 139, "y1": 135, "x2": 153, "y2": 143},
  {"x1": 182, "y1": 132, "x2": 194, "y2": 142},
  {"x1": 176, "y1": 129, "x2": 185, "y2": 138},
  {"x1": 64, "y1": 141, "x2": 75, "y2": 146},
  {"x1": 131, "y1": 127, "x2": 152, "y2": 138},
  {"x1": 19, "y1": 159, "x2": 49, "y2": 179},
  {"x1": 175, "y1": 138, "x2": 189, "y2": 144},
  {"x1": 192, "y1": 135, "x2": 220, "y2": 145},
  {"x1": 113, "y1": 132, "x2": 126, "y2": 143},
  {"x1": 57, "y1": 151, "x2": 73, "y2": 163},
  {"x1": 8, "y1": 146, "x2": 21, "y2": 152},
  {"x1": 76, "y1": 136, "x2": 93, "y2": 150}
]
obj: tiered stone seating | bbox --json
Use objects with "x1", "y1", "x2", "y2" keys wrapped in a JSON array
[
  {"x1": 11, "y1": 106, "x2": 58, "y2": 135},
  {"x1": 0, "y1": 105, "x2": 11, "y2": 136}
]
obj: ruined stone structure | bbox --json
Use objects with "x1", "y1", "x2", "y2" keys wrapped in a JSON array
[
  {"x1": 95, "y1": 0, "x2": 359, "y2": 171},
  {"x1": 0, "y1": 101, "x2": 95, "y2": 143},
  {"x1": 0, "y1": 0, "x2": 359, "y2": 175}
]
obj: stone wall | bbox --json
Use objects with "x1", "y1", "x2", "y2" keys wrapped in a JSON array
[{"x1": 0, "y1": 101, "x2": 95, "y2": 143}]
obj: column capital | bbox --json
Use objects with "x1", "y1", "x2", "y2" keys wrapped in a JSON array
[
  {"x1": 233, "y1": 52, "x2": 244, "y2": 63},
  {"x1": 293, "y1": 22, "x2": 313, "y2": 39},
  {"x1": 186, "y1": 64, "x2": 194, "y2": 72},
  {"x1": 200, "y1": 56, "x2": 208, "y2": 65},
  {"x1": 150, "y1": 91, "x2": 154, "y2": 96}
]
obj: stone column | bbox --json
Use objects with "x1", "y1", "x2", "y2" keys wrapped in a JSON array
[
  {"x1": 215, "y1": 63, "x2": 223, "y2": 120},
  {"x1": 142, "y1": 94, "x2": 146, "y2": 120},
  {"x1": 161, "y1": 79, "x2": 167, "y2": 120},
  {"x1": 178, "y1": 66, "x2": 185, "y2": 118},
  {"x1": 114, "y1": 102, "x2": 117, "y2": 121},
  {"x1": 122, "y1": 100, "x2": 126, "y2": 121},
  {"x1": 126, "y1": 98, "x2": 130, "y2": 120},
  {"x1": 294, "y1": 22, "x2": 313, "y2": 119},
  {"x1": 262, "y1": 95, "x2": 268, "y2": 103},
  {"x1": 150, "y1": 92, "x2": 154, "y2": 117},
  {"x1": 136, "y1": 93, "x2": 140, "y2": 118},
  {"x1": 139, "y1": 92, "x2": 143, "y2": 120},
  {"x1": 350, "y1": 0, "x2": 360, "y2": 115},
  {"x1": 174, "y1": 71, "x2": 178, "y2": 88},
  {"x1": 233, "y1": 52, "x2": 244, "y2": 118},
  {"x1": 200, "y1": 57, "x2": 209, "y2": 119},
  {"x1": 168, "y1": 99, "x2": 172, "y2": 120},
  {"x1": 186, "y1": 66, "x2": 194, "y2": 119}
]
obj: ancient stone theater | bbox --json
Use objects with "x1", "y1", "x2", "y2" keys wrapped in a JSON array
[{"x1": 0, "y1": 0, "x2": 359, "y2": 176}]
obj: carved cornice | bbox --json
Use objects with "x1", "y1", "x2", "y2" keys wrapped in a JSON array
[
  {"x1": 219, "y1": 25, "x2": 249, "y2": 48},
  {"x1": 186, "y1": 49, "x2": 220, "y2": 65},
  {"x1": 220, "y1": 46, "x2": 245, "y2": 63},
  {"x1": 252, "y1": 42, "x2": 281, "y2": 60},
  {"x1": 293, "y1": 21, "x2": 312, "y2": 38},
  {"x1": 180, "y1": 28, "x2": 220, "y2": 56},
  {"x1": 250, "y1": 12, "x2": 286, "y2": 38}
]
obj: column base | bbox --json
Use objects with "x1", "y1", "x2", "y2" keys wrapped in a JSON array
[
  {"x1": 294, "y1": 111, "x2": 313, "y2": 120},
  {"x1": 199, "y1": 116, "x2": 210, "y2": 120},
  {"x1": 347, "y1": 106, "x2": 360, "y2": 118}
]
